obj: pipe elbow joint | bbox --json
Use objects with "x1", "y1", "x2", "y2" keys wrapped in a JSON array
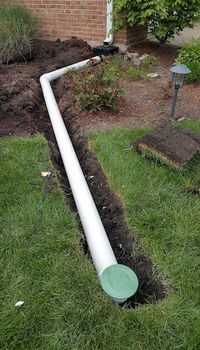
[{"x1": 40, "y1": 73, "x2": 49, "y2": 84}]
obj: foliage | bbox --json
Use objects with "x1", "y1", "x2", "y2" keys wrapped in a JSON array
[
  {"x1": 176, "y1": 40, "x2": 200, "y2": 83},
  {"x1": 113, "y1": 0, "x2": 200, "y2": 44},
  {"x1": 0, "y1": 4, "x2": 37, "y2": 63},
  {"x1": 127, "y1": 67, "x2": 142, "y2": 80},
  {"x1": 108, "y1": 54, "x2": 125, "y2": 70},
  {"x1": 184, "y1": 62, "x2": 200, "y2": 83},
  {"x1": 140, "y1": 54, "x2": 156, "y2": 69},
  {"x1": 70, "y1": 58, "x2": 124, "y2": 112},
  {"x1": 176, "y1": 40, "x2": 200, "y2": 64}
]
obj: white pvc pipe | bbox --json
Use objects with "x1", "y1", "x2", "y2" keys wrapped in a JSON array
[
  {"x1": 40, "y1": 57, "x2": 139, "y2": 303},
  {"x1": 104, "y1": 0, "x2": 114, "y2": 45},
  {"x1": 40, "y1": 57, "x2": 118, "y2": 277}
]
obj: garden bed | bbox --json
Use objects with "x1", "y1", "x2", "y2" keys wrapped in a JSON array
[{"x1": 1, "y1": 41, "x2": 200, "y2": 137}]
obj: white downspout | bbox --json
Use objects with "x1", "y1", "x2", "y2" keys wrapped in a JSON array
[
  {"x1": 40, "y1": 57, "x2": 138, "y2": 303},
  {"x1": 104, "y1": 0, "x2": 114, "y2": 45}
]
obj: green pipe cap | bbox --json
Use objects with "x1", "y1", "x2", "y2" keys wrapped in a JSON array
[{"x1": 100, "y1": 264, "x2": 139, "y2": 300}]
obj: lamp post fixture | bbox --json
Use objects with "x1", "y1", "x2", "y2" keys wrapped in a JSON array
[{"x1": 170, "y1": 64, "x2": 191, "y2": 118}]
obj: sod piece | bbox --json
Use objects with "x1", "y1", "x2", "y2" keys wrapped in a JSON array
[{"x1": 134, "y1": 125, "x2": 200, "y2": 167}]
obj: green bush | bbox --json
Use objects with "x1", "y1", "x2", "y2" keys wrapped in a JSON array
[
  {"x1": 69, "y1": 59, "x2": 124, "y2": 112},
  {"x1": 114, "y1": 0, "x2": 200, "y2": 44},
  {"x1": 176, "y1": 40, "x2": 200, "y2": 83},
  {"x1": 0, "y1": 5, "x2": 37, "y2": 63}
]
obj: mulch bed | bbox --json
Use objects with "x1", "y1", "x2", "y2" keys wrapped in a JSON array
[
  {"x1": 1, "y1": 38, "x2": 199, "y2": 307},
  {"x1": 55, "y1": 42, "x2": 200, "y2": 134}
]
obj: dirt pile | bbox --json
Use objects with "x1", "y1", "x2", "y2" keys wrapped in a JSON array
[{"x1": 0, "y1": 38, "x2": 92, "y2": 137}]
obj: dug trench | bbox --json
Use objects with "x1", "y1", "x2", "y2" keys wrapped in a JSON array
[{"x1": 0, "y1": 38, "x2": 166, "y2": 308}]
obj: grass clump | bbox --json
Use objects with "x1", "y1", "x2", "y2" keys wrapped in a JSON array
[
  {"x1": 69, "y1": 57, "x2": 124, "y2": 112},
  {"x1": 127, "y1": 66, "x2": 143, "y2": 80},
  {"x1": 140, "y1": 54, "x2": 157, "y2": 70},
  {"x1": 176, "y1": 40, "x2": 200, "y2": 83},
  {"x1": 127, "y1": 55, "x2": 157, "y2": 81},
  {"x1": 108, "y1": 54, "x2": 125, "y2": 70},
  {"x1": 0, "y1": 4, "x2": 37, "y2": 63}
]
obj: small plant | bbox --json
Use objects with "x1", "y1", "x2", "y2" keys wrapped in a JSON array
[
  {"x1": 175, "y1": 40, "x2": 200, "y2": 83},
  {"x1": 141, "y1": 55, "x2": 157, "y2": 70},
  {"x1": 108, "y1": 55, "x2": 125, "y2": 70},
  {"x1": 127, "y1": 55, "x2": 157, "y2": 80},
  {"x1": 127, "y1": 67, "x2": 143, "y2": 80},
  {"x1": 69, "y1": 58, "x2": 124, "y2": 112},
  {"x1": 0, "y1": 5, "x2": 37, "y2": 63}
]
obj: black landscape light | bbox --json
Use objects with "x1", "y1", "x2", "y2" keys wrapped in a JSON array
[{"x1": 170, "y1": 64, "x2": 191, "y2": 117}]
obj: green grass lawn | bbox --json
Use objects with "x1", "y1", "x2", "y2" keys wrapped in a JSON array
[
  {"x1": 0, "y1": 127, "x2": 200, "y2": 350},
  {"x1": 89, "y1": 120, "x2": 200, "y2": 350}
]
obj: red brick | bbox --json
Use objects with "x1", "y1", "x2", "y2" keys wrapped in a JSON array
[{"x1": 8, "y1": 0, "x2": 146, "y2": 45}]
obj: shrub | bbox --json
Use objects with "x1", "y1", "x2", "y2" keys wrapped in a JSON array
[
  {"x1": 0, "y1": 5, "x2": 37, "y2": 63},
  {"x1": 114, "y1": 0, "x2": 200, "y2": 44},
  {"x1": 69, "y1": 59, "x2": 124, "y2": 112},
  {"x1": 176, "y1": 40, "x2": 200, "y2": 83}
]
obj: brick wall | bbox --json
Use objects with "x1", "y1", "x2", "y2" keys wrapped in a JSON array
[{"x1": 8, "y1": 0, "x2": 146, "y2": 46}]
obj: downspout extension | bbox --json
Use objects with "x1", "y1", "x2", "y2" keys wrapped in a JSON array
[
  {"x1": 93, "y1": 0, "x2": 118, "y2": 57},
  {"x1": 40, "y1": 57, "x2": 138, "y2": 303},
  {"x1": 104, "y1": 0, "x2": 114, "y2": 45}
]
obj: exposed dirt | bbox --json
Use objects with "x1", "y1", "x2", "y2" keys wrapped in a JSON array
[
  {"x1": 46, "y1": 106, "x2": 166, "y2": 307},
  {"x1": 0, "y1": 38, "x2": 93, "y2": 137},
  {"x1": 2, "y1": 39, "x2": 199, "y2": 307},
  {"x1": 134, "y1": 125, "x2": 200, "y2": 167},
  {"x1": 187, "y1": 184, "x2": 200, "y2": 196}
]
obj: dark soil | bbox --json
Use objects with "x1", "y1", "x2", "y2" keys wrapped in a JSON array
[
  {"x1": 187, "y1": 186, "x2": 200, "y2": 196},
  {"x1": 2, "y1": 38, "x2": 193, "y2": 308},
  {"x1": 0, "y1": 38, "x2": 93, "y2": 137},
  {"x1": 134, "y1": 125, "x2": 200, "y2": 167}
]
